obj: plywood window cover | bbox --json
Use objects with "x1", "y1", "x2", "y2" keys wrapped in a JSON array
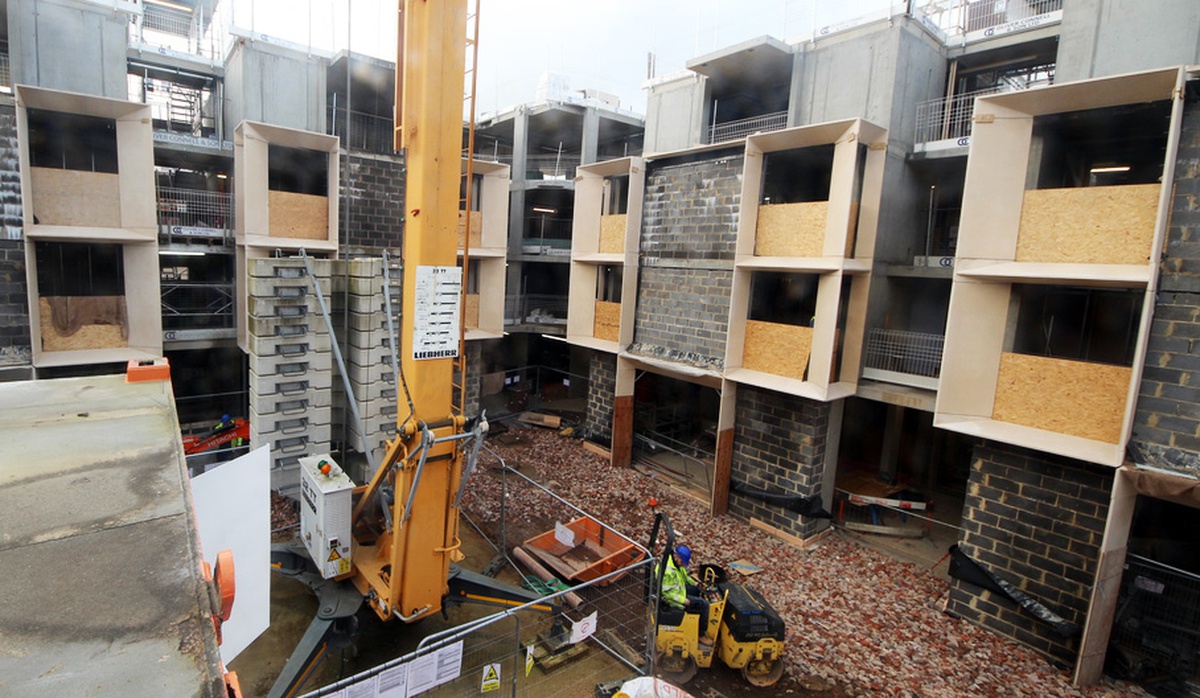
[
  {"x1": 742, "y1": 320, "x2": 813, "y2": 381},
  {"x1": 38, "y1": 296, "x2": 129, "y2": 351},
  {"x1": 593, "y1": 300, "x2": 621, "y2": 343},
  {"x1": 754, "y1": 202, "x2": 826, "y2": 257},
  {"x1": 991, "y1": 352, "x2": 1130, "y2": 444},
  {"x1": 457, "y1": 210, "x2": 483, "y2": 249},
  {"x1": 1016, "y1": 185, "x2": 1159, "y2": 265},
  {"x1": 599, "y1": 214, "x2": 626, "y2": 254},
  {"x1": 267, "y1": 191, "x2": 328, "y2": 239},
  {"x1": 31, "y1": 168, "x2": 123, "y2": 229}
]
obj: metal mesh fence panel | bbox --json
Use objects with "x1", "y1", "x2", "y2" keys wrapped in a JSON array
[{"x1": 297, "y1": 441, "x2": 655, "y2": 698}]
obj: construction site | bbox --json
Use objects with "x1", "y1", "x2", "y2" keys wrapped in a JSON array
[{"x1": 2, "y1": 0, "x2": 1200, "y2": 696}]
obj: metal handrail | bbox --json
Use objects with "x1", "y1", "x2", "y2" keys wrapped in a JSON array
[
  {"x1": 914, "y1": 0, "x2": 1063, "y2": 40},
  {"x1": 156, "y1": 185, "x2": 233, "y2": 232},
  {"x1": 709, "y1": 110, "x2": 788, "y2": 143},
  {"x1": 862, "y1": 328, "x2": 945, "y2": 379}
]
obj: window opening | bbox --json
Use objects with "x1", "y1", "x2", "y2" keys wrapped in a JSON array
[
  {"x1": 748, "y1": 272, "x2": 818, "y2": 326},
  {"x1": 28, "y1": 109, "x2": 118, "y2": 173},
  {"x1": 268, "y1": 145, "x2": 328, "y2": 195},
  {"x1": 760, "y1": 145, "x2": 834, "y2": 204},
  {"x1": 1030, "y1": 101, "x2": 1171, "y2": 189},
  {"x1": 597, "y1": 265, "x2": 622, "y2": 303},
  {"x1": 1008, "y1": 284, "x2": 1141, "y2": 366}
]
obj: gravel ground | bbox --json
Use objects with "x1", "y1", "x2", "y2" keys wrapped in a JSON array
[{"x1": 467, "y1": 424, "x2": 1152, "y2": 698}]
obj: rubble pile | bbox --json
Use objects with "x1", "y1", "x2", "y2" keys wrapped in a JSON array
[{"x1": 469, "y1": 425, "x2": 1147, "y2": 698}]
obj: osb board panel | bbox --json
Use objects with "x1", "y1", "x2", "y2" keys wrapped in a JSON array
[
  {"x1": 742, "y1": 320, "x2": 812, "y2": 380},
  {"x1": 1016, "y1": 184, "x2": 1159, "y2": 265},
  {"x1": 465, "y1": 294, "x2": 480, "y2": 329},
  {"x1": 457, "y1": 210, "x2": 483, "y2": 248},
  {"x1": 31, "y1": 167, "x2": 122, "y2": 228},
  {"x1": 268, "y1": 191, "x2": 329, "y2": 240},
  {"x1": 599, "y1": 215, "x2": 626, "y2": 254},
  {"x1": 38, "y1": 297, "x2": 128, "y2": 351},
  {"x1": 845, "y1": 201, "x2": 860, "y2": 257},
  {"x1": 593, "y1": 300, "x2": 621, "y2": 342},
  {"x1": 992, "y1": 352, "x2": 1130, "y2": 444},
  {"x1": 755, "y1": 202, "x2": 827, "y2": 257}
]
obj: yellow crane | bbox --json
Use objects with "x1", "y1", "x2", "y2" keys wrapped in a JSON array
[{"x1": 267, "y1": 2, "x2": 550, "y2": 695}]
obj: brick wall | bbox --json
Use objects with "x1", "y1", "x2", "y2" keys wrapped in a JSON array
[
  {"x1": 462, "y1": 340, "x2": 481, "y2": 417},
  {"x1": 0, "y1": 105, "x2": 22, "y2": 241},
  {"x1": 1131, "y1": 92, "x2": 1200, "y2": 479},
  {"x1": 584, "y1": 351, "x2": 616, "y2": 446},
  {"x1": 730, "y1": 385, "x2": 831, "y2": 540},
  {"x1": 629, "y1": 152, "x2": 741, "y2": 370},
  {"x1": 947, "y1": 442, "x2": 1112, "y2": 664},
  {"x1": 340, "y1": 151, "x2": 405, "y2": 251},
  {"x1": 0, "y1": 239, "x2": 30, "y2": 367}
]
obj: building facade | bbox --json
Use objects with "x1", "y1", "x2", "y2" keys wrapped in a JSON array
[{"x1": 566, "y1": 0, "x2": 1200, "y2": 690}]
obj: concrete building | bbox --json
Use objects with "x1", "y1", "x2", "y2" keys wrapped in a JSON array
[
  {"x1": 567, "y1": 0, "x2": 1200, "y2": 692},
  {"x1": 3, "y1": 0, "x2": 1200, "y2": 693},
  {"x1": 0, "y1": 0, "x2": 517, "y2": 489}
]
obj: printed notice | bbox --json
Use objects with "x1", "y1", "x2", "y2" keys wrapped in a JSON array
[
  {"x1": 406, "y1": 640, "x2": 464, "y2": 696},
  {"x1": 554, "y1": 521, "x2": 576, "y2": 548},
  {"x1": 413, "y1": 266, "x2": 462, "y2": 360},
  {"x1": 377, "y1": 663, "x2": 409, "y2": 698}
]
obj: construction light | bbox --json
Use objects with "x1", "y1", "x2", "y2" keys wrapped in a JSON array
[
  {"x1": 1089, "y1": 165, "x2": 1131, "y2": 173},
  {"x1": 531, "y1": 206, "x2": 556, "y2": 214},
  {"x1": 159, "y1": 250, "x2": 206, "y2": 257}
]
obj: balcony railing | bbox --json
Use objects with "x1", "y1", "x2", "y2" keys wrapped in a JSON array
[
  {"x1": 709, "y1": 111, "x2": 788, "y2": 144},
  {"x1": 862, "y1": 328, "x2": 944, "y2": 389},
  {"x1": 157, "y1": 186, "x2": 233, "y2": 237},
  {"x1": 0, "y1": 45, "x2": 10, "y2": 91},
  {"x1": 914, "y1": 88, "x2": 1001, "y2": 145},
  {"x1": 328, "y1": 105, "x2": 395, "y2": 154},
  {"x1": 914, "y1": 0, "x2": 1063, "y2": 41},
  {"x1": 505, "y1": 294, "x2": 568, "y2": 327},
  {"x1": 130, "y1": 3, "x2": 226, "y2": 60}
]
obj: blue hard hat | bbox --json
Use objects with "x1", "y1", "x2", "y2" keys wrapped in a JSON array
[{"x1": 674, "y1": 545, "x2": 691, "y2": 565}]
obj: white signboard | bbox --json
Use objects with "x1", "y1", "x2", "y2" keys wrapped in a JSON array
[
  {"x1": 190, "y1": 446, "x2": 271, "y2": 664},
  {"x1": 413, "y1": 266, "x2": 462, "y2": 360},
  {"x1": 554, "y1": 521, "x2": 576, "y2": 548},
  {"x1": 569, "y1": 611, "x2": 598, "y2": 644}
]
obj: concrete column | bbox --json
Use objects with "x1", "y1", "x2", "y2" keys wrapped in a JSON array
[
  {"x1": 580, "y1": 108, "x2": 600, "y2": 165},
  {"x1": 878, "y1": 404, "x2": 904, "y2": 484}
]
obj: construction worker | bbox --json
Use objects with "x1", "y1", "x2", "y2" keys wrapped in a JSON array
[{"x1": 658, "y1": 545, "x2": 710, "y2": 633}]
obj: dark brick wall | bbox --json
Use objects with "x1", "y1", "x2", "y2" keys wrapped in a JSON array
[
  {"x1": 463, "y1": 340, "x2": 481, "y2": 417},
  {"x1": 729, "y1": 386, "x2": 831, "y2": 540},
  {"x1": 584, "y1": 351, "x2": 616, "y2": 445},
  {"x1": 947, "y1": 442, "x2": 1112, "y2": 664},
  {"x1": 340, "y1": 151, "x2": 405, "y2": 251},
  {"x1": 1131, "y1": 93, "x2": 1200, "y2": 478},
  {"x1": 629, "y1": 152, "x2": 741, "y2": 369},
  {"x1": 0, "y1": 240, "x2": 30, "y2": 367},
  {"x1": 0, "y1": 105, "x2": 22, "y2": 240}
]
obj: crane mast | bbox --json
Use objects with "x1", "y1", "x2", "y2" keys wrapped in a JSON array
[{"x1": 348, "y1": 0, "x2": 472, "y2": 624}]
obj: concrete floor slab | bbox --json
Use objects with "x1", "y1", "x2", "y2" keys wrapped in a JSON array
[{"x1": 0, "y1": 374, "x2": 227, "y2": 698}]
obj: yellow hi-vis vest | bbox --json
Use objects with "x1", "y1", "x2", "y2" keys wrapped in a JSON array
[{"x1": 656, "y1": 556, "x2": 694, "y2": 608}]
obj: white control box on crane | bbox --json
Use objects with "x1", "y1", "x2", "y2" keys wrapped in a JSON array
[{"x1": 299, "y1": 455, "x2": 355, "y2": 579}]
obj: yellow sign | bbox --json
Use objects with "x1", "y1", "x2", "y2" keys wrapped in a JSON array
[
  {"x1": 327, "y1": 548, "x2": 341, "y2": 562},
  {"x1": 524, "y1": 645, "x2": 534, "y2": 676},
  {"x1": 480, "y1": 663, "x2": 500, "y2": 693}
]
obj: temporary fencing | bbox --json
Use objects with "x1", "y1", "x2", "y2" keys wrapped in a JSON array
[{"x1": 297, "y1": 442, "x2": 658, "y2": 698}]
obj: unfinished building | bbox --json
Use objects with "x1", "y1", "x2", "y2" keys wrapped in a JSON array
[
  {"x1": 1, "y1": 0, "x2": 1200, "y2": 694},
  {"x1": 566, "y1": 1, "x2": 1200, "y2": 693}
]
